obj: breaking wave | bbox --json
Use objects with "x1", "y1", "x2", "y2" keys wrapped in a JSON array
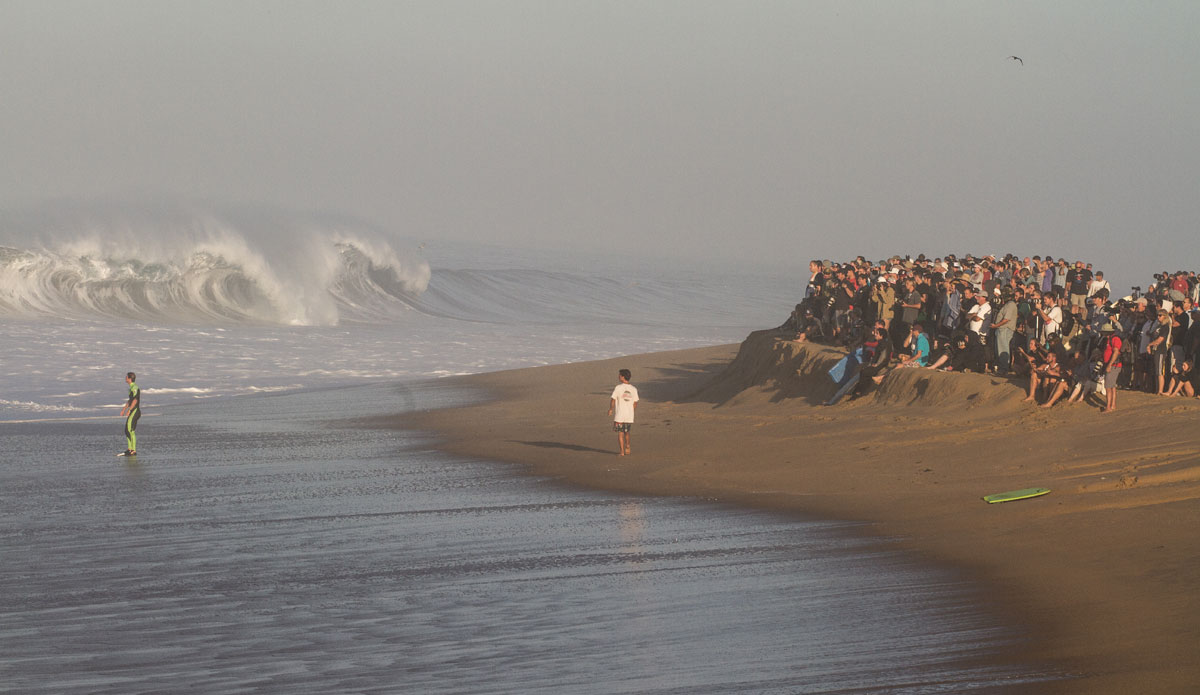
[{"x1": 0, "y1": 204, "x2": 430, "y2": 325}]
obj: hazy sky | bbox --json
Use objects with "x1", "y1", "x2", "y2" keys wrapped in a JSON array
[{"x1": 2, "y1": 1, "x2": 1197, "y2": 289}]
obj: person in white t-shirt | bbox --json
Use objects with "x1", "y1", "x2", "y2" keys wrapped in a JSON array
[
  {"x1": 1035, "y1": 294, "x2": 1063, "y2": 343},
  {"x1": 608, "y1": 369, "x2": 639, "y2": 456},
  {"x1": 966, "y1": 294, "x2": 992, "y2": 343},
  {"x1": 1087, "y1": 271, "x2": 1110, "y2": 298}
]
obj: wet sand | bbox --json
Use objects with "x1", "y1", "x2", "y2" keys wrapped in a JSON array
[{"x1": 413, "y1": 331, "x2": 1200, "y2": 694}]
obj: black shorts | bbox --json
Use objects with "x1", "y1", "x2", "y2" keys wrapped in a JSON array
[{"x1": 613, "y1": 422, "x2": 632, "y2": 433}]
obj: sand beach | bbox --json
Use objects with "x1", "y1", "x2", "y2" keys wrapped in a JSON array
[{"x1": 414, "y1": 331, "x2": 1200, "y2": 694}]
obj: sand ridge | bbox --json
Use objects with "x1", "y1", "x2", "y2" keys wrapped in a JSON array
[{"x1": 408, "y1": 333, "x2": 1200, "y2": 694}]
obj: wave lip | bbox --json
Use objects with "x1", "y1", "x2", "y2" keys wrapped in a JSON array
[{"x1": 0, "y1": 207, "x2": 430, "y2": 326}]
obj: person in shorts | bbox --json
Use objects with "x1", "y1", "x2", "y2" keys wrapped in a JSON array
[
  {"x1": 608, "y1": 369, "x2": 639, "y2": 456},
  {"x1": 1100, "y1": 323, "x2": 1123, "y2": 413}
]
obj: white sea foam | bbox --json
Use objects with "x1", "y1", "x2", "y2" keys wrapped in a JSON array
[
  {"x1": 0, "y1": 204, "x2": 430, "y2": 326},
  {"x1": 0, "y1": 399, "x2": 88, "y2": 413}
]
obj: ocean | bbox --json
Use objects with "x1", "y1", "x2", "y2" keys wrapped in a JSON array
[{"x1": 1, "y1": 208, "x2": 1051, "y2": 692}]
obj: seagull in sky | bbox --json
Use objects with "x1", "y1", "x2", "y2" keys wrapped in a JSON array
[{"x1": 1008, "y1": 55, "x2": 1023, "y2": 65}]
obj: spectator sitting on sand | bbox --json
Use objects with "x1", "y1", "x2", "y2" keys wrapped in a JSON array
[
  {"x1": 925, "y1": 332, "x2": 972, "y2": 372},
  {"x1": 1166, "y1": 360, "x2": 1194, "y2": 397},
  {"x1": 1066, "y1": 349, "x2": 1105, "y2": 405},
  {"x1": 854, "y1": 326, "x2": 892, "y2": 395},
  {"x1": 1040, "y1": 346, "x2": 1084, "y2": 409},
  {"x1": 1024, "y1": 349, "x2": 1065, "y2": 405},
  {"x1": 873, "y1": 324, "x2": 929, "y2": 384},
  {"x1": 1009, "y1": 323, "x2": 1035, "y2": 376},
  {"x1": 898, "y1": 323, "x2": 931, "y2": 368}
]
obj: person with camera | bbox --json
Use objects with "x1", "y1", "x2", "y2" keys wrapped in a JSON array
[
  {"x1": 829, "y1": 269, "x2": 855, "y2": 342},
  {"x1": 1033, "y1": 292, "x2": 1063, "y2": 345},
  {"x1": 991, "y1": 289, "x2": 1018, "y2": 375},
  {"x1": 870, "y1": 271, "x2": 897, "y2": 334},
  {"x1": 1085, "y1": 291, "x2": 1110, "y2": 341}
]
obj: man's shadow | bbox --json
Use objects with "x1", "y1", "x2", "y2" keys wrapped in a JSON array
[{"x1": 510, "y1": 440, "x2": 615, "y2": 455}]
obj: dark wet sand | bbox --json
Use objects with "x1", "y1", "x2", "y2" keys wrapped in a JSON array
[{"x1": 412, "y1": 332, "x2": 1200, "y2": 694}]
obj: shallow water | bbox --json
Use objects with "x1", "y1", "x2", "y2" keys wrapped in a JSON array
[{"x1": 0, "y1": 380, "x2": 1053, "y2": 693}]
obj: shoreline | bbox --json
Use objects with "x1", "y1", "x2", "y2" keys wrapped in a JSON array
[{"x1": 405, "y1": 334, "x2": 1200, "y2": 694}]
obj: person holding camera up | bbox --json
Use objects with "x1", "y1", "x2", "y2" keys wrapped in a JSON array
[{"x1": 1034, "y1": 293, "x2": 1063, "y2": 345}]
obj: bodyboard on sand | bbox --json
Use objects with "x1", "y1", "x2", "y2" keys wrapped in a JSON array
[{"x1": 983, "y1": 487, "x2": 1050, "y2": 504}]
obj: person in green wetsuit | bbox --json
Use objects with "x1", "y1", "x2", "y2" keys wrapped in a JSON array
[{"x1": 120, "y1": 372, "x2": 140, "y2": 456}]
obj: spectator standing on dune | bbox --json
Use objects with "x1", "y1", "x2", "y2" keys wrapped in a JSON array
[
  {"x1": 991, "y1": 290, "x2": 1018, "y2": 375},
  {"x1": 1100, "y1": 323, "x2": 1124, "y2": 413},
  {"x1": 966, "y1": 292, "x2": 992, "y2": 346}
]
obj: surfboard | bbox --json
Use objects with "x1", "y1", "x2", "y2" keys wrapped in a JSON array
[
  {"x1": 825, "y1": 372, "x2": 860, "y2": 406},
  {"x1": 982, "y1": 487, "x2": 1050, "y2": 504},
  {"x1": 825, "y1": 348, "x2": 864, "y2": 406},
  {"x1": 117, "y1": 451, "x2": 137, "y2": 457},
  {"x1": 827, "y1": 348, "x2": 863, "y2": 385}
]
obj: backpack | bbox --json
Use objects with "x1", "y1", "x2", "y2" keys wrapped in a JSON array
[{"x1": 1060, "y1": 310, "x2": 1077, "y2": 338}]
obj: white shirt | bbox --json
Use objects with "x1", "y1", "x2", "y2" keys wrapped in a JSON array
[
  {"x1": 610, "y1": 383, "x2": 639, "y2": 423},
  {"x1": 1087, "y1": 279, "x2": 1110, "y2": 297},
  {"x1": 967, "y1": 301, "x2": 991, "y2": 334},
  {"x1": 1043, "y1": 305, "x2": 1062, "y2": 339}
]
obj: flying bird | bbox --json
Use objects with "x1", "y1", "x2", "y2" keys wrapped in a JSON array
[{"x1": 1008, "y1": 55, "x2": 1023, "y2": 65}]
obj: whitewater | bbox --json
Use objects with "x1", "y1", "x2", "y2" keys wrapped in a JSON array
[{"x1": 0, "y1": 205, "x2": 795, "y2": 419}]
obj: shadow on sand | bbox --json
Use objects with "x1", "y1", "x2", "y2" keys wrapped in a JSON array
[{"x1": 511, "y1": 440, "x2": 616, "y2": 455}]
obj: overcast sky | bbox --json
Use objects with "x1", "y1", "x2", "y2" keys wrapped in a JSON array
[{"x1": 2, "y1": 1, "x2": 1197, "y2": 289}]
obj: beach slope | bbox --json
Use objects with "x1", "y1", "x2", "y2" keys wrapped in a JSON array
[{"x1": 411, "y1": 331, "x2": 1200, "y2": 694}]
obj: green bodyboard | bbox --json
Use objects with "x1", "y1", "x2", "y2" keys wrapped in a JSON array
[{"x1": 982, "y1": 487, "x2": 1050, "y2": 504}]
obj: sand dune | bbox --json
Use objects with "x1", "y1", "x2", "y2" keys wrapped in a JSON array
[{"x1": 411, "y1": 331, "x2": 1200, "y2": 694}]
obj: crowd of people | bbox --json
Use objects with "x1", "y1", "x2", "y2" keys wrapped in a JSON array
[{"x1": 781, "y1": 253, "x2": 1200, "y2": 413}]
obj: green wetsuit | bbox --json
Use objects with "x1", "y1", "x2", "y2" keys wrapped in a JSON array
[{"x1": 124, "y1": 382, "x2": 141, "y2": 452}]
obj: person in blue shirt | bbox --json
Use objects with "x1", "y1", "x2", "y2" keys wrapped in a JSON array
[
  {"x1": 871, "y1": 324, "x2": 931, "y2": 386},
  {"x1": 897, "y1": 324, "x2": 931, "y2": 368}
]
